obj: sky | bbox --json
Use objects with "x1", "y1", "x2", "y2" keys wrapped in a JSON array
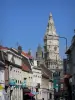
[{"x1": 0, "y1": 0, "x2": 75, "y2": 58}]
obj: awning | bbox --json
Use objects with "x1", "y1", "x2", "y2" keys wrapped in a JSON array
[
  {"x1": 25, "y1": 93, "x2": 34, "y2": 97},
  {"x1": 64, "y1": 74, "x2": 72, "y2": 79}
]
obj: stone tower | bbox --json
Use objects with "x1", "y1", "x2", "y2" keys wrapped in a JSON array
[
  {"x1": 44, "y1": 13, "x2": 62, "y2": 72},
  {"x1": 36, "y1": 44, "x2": 43, "y2": 66}
]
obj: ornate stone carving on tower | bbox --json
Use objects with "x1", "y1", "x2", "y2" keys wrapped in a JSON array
[{"x1": 44, "y1": 13, "x2": 62, "y2": 72}]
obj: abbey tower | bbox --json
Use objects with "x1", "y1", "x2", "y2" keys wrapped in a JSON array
[{"x1": 44, "y1": 13, "x2": 62, "y2": 72}]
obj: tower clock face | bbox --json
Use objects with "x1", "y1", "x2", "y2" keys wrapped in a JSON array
[{"x1": 54, "y1": 46, "x2": 57, "y2": 51}]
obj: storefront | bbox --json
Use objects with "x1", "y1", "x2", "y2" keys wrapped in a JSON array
[{"x1": 23, "y1": 87, "x2": 35, "y2": 100}]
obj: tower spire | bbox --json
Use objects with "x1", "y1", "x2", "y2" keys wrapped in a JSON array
[
  {"x1": 50, "y1": 12, "x2": 52, "y2": 17},
  {"x1": 46, "y1": 12, "x2": 56, "y2": 35}
]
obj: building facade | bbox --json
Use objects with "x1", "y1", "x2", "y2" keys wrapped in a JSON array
[
  {"x1": 41, "y1": 64, "x2": 53, "y2": 100},
  {"x1": 29, "y1": 58, "x2": 42, "y2": 100},
  {"x1": 7, "y1": 49, "x2": 23, "y2": 100},
  {"x1": 0, "y1": 46, "x2": 6, "y2": 91},
  {"x1": 65, "y1": 34, "x2": 75, "y2": 100}
]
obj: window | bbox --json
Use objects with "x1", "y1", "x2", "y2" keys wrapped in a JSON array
[
  {"x1": 37, "y1": 61, "x2": 40, "y2": 66},
  {"x1": 49, "y1": 93, "x2": 52, "y2": 99},
  {"x1": 20, "y1": 81, "x2": 21, "y2": 84},
  {"x1": 16, "y1": 80, "x2": 17, "y2": 83},
  {"x1": 37, "y1": 83, "x2": 40, "y2": 88},
  {"x1": 24, "y1": 78, "x2": 27, "y2": 80},
  {"x1": 18, "y1": 80, "x2": 19, "y2": 83},
  {"x1": 49, "y1": 45, "x2": 51, "y2": 48}
]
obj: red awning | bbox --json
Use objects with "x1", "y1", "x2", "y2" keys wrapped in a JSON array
[
  {"x1": 25, "y1": 93, "x2": 34, "y2": 97},
  {"x1": 64, "y1": 74, "x2": 72, "y2": 79}
]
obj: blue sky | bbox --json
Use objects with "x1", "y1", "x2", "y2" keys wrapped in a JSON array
[{"x1": 0, "y1": 0, "x2": 75, "y2": 57}]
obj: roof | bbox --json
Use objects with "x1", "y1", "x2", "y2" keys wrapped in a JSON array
[
  {"x1": 11, "y1": 48, "x2": 33, "y2": 59},
  {"x1": 9, "y1": 48, "x2": 32, "y2": 72},
  {"x1": 22, "y1": 57, "x2": 32, "y2": 72},
  {"x1": 0, "y1": 46, "x2": 8, "y2": 50},
  {"x1": 40, "y1": 64, "x2": 52, "y2": 79},
  {"x1": 22, "y1": 51, "x2": 33, "y2": 59},
  {"x1": 22, "y1": 63, "x2": 30, "y2": 72}
]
